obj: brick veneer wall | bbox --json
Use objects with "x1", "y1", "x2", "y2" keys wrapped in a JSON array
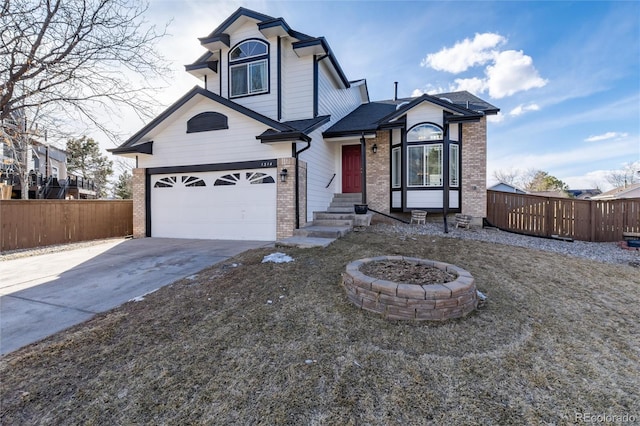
[
  {"x1": 276, "y1": 157, "x2": 306, "y2": 239},
  {"x1": 132, "y1": 168, "x2": 146, "y2": 238},
  {"x1": 365, "y1": 131, "x2": 391, "y2": 214},
  {"x1": 461, "y1": 117, "x2": 487, "y2": 224}
]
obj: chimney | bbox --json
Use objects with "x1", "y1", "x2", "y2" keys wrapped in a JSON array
[{"x1": 394, "y1": 82, "x2": 398, "y2": 101}]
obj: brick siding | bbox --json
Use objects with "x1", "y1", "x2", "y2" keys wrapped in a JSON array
[
  {"x1": 276, "y1": 157, "x2": 305, "y2": 239},
  {"x1": 461, "y1": 117, "x2": 487, "y2": 224},
  {"x1": 365, "y1": 131, "x2": 391, "y2": 214},
  {"x1": 132, "y1": 168, "x2": 146, "y2": 238}
]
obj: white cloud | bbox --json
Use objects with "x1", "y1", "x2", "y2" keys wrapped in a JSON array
[
  {"x1": 422, "y1": 34, "x2": 547, "y2": 99},
  {"x1": 509, "y1": 103, "x2": 540, "y2": 116},
  {"x1": 487, "y1": 113, "x2": 505, "y2": 123},
  {"x1": 485, "y1": 50, "x2": 547, "y2": 98},
  {"x1": 451, "y1": 77, "x2": 488, "y2": 95},
  {"x1": 421, "y1": 33, "x2": 505, "y2": 73},
  {"x1": 585, "y1": 132, "x2": 629, "y2": 142},
  {"x1": 411, "y1": 84, "x2": 448, "y2": 97}
]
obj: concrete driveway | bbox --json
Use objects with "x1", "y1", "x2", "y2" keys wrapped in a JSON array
[{"x1": 0, "y1": 238, "x2": 270, "y2": 355}]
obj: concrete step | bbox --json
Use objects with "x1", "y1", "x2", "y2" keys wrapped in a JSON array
[
  {"x1": 313, "y1": 219, "x2": 353, "y2": 227},
  {"x1": 329, "y1": 201, "x2": 360, "y2": 208},
  {"x1": 313, "y1": 212, "x2": 355, "y2": 221},
  {"x1": 276, "y1": 236, "x2": 336, "y2": 248},
  {"x1": 333, "y1": 192, "x2": 362, "y2": 199},
  {"x1": 293, "y1": 225, "x2": 352, "y2": 239},
  {"x1": 327, "y1": 206, "x2": 355, "y2": 213}
]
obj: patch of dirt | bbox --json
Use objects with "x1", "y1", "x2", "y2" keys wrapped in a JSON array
[
  {"x1": 359, "y1": 260, "x2": 456, "y2": 284},
  {"x1": 2, "y1": 226, "x2": 639, "y2": 425}
]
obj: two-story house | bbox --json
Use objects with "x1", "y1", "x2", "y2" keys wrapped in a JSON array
[{"x1": 110, "y1": 7, "x2": 498, "y2": 241}]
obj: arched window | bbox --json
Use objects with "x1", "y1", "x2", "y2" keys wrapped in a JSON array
[
  {"x1": 229, "y1": 40, "x2": 269, "y2": 97},
  {"x1": 407, "y1": 123, "x2": 443, "y2": 142}
]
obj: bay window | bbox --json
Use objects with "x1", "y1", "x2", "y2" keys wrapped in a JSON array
[{"x1": 449, "y1": 144, "x2": 459, "y2": 187}]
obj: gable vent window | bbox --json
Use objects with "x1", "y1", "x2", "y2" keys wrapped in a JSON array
[
  {"x1": 229, "y1": 40, "x2": 269, "y2": 98},
  {"x1": 187, "y1": 112, "x2": 228, "y2": 133}
]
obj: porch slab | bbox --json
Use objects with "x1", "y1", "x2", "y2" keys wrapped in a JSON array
[{"x1": 275, "y1": 236, "x2": 336, "y2": 248}]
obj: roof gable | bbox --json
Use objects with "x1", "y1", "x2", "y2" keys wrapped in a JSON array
[
  {"x1": 380, "y1": 94, "x2": 483, "y2": 124},
  {"x1": 112, "y1": 86, "x2": 294, "y2": 150}
]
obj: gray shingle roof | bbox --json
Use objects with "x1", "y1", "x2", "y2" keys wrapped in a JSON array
[{"x1": 323, "y1": 91, "x2": 499, "y2": 137}]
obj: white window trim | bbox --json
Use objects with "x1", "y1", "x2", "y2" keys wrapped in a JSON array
[{"x1": 407, "y1": 144, "x2": 443, "y2": 188}]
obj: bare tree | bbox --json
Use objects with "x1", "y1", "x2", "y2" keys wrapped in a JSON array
[
  {"x1": 605, "y1": 161, "x2": 640, "y2": 188},
  {"x1": 0, "y1": 0, "x2": 170, "y2": 142},
  {"x1": 492, "y1": 168, "x2": 520, "y2": 186},
  {"x1": 0, "y1": 113, "x2": 32, "y2": 199}
]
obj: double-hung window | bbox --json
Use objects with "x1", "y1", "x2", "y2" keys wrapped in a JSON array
[{"x1": 229, "y1": 40, "x2": 268, "y2": 97}]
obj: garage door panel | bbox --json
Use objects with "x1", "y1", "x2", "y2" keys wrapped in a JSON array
[{"x1": 151, "y1": 169, "x2": 276, "y2": 241}]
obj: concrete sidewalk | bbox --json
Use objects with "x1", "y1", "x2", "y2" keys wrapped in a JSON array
[{"x1": 0, "y1": 238, "x2": 270, "y2": 355}]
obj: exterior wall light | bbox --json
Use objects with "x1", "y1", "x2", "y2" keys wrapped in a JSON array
[
  {"x1": 372, "y1": 143, "x2": 378, "y2": 154},
  {"x1": 279, "y1": 168, "x2": 288, "y2": 182}
]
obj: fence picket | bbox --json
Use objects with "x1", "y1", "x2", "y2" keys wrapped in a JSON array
[
  {"x1": 487, "y1": 190, "x2": 640, "y2": 242},
  {"x1": 0, "y1": 200, "x2": 133, "y2": 252}
]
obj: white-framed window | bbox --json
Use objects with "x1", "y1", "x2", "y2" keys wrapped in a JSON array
[
  {"x1": 229, "y1": 40, "x2": 269, "y2": 97},
  {"x1": 449, "y1": 144, "x2": 459, "y2": 187},
  {"x1": 406, "y1": 123, "x2": 443, "y2": 141},
  {"x1": 391, "y1": 146, "x2": 401, "y2": 188},
  {"x1": 407, "y1": 144, "x2": 443, "y2": 187}
]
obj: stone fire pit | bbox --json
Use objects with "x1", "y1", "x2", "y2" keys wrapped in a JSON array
[{"x1": 342, "y1": 256, "x2": 478, "y2": 321}]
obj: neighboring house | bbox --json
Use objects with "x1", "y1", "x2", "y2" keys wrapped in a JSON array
[
  {"x1": 591, "y1": 183, "x2": 640, "y2": 200},
  {"x1": 1, "y1": 119, "x2": 97, "y2": 199},
  {"x1": 566, "y1": 188, "x2": 601, "y2": 199},
  {"x1": 488, "y1": 182, "x2": 527, "y2": 194},
  {"x1": 110, "y1": 7, "x2": 499, "y2": 241}
]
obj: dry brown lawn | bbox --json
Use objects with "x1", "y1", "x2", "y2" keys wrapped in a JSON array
[{"x1": 1, "y1": 227, "x2": 639, "y2": 425}]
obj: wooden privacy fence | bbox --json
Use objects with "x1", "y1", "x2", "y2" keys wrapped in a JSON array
[
  {"x1": 1, "y1": 200, "x2": 133, "y2": 252},
  {"x1": 487, "y1": 190, "x2": 640, "y2": 242}
]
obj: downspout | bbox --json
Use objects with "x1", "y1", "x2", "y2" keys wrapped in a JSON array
[
  {"x1": 442, "y1": 115, "x2": 450, "y2": 233},
  {"x1": 277, "y1": 36, "x2": 282, "y2": 121},
  {"x1": 360, "y1": 133, "x2": 367, "y2": 204},
  {"x1": 294, "y1": 140, "x2": 311, "y2": 229}
]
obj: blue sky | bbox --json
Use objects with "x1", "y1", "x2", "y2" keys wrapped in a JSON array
[{"x1": 136, "y1": 0, "x2": 639, "y2": 190}]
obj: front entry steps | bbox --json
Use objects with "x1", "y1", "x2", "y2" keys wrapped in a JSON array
[{"x1": 276, "y1": 193, "x2": 370, "y2": 248}]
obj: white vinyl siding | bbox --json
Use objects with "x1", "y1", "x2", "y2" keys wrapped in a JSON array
[
  {"x1": 298, "y1": 63, "x2": 365, "y2": 222},
  {"x1": 406, "y1": 103, "x2": 443, "y2": 129},
  {"x1": 137, "y1": 97, "x2": 290, "y2": 170},
  {"x1": 406, "y1": 191, "x2": 459, "y2": 209},
  {"x1": 317, "y1": 61, "x2": 362, "y2": 119},
  {"x1": 392, "y1": 191, "x2": 401, "y2": 208},
  {"x1": 281, "y1": 39, "x2": 313, "y2": 120}
]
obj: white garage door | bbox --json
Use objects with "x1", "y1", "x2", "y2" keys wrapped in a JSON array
[{"x1": 151, "y1": 169, "x2": 277, "y2": 241}]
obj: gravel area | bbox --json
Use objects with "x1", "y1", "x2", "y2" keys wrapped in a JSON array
[
  {"x1": 2, "y1": 224, "x2": 638, "y2": 267},
  {"x1": 374, "y1": 221, "x2": 640, "y2": 266}
]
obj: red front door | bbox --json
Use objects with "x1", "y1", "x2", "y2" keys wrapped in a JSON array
[{"x1": 342, "y1": 145, "x2": 362, "y2": 193}]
